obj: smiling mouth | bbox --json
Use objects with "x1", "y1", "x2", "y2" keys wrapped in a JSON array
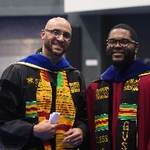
[
  {"x1": 112, "y1": 52, "x2": 125, "y2": 58},
  {"x1": 113, "y1": 51, "x2": 124, "y2": 54},
  {"x1": 53, "y1": 43, "x2": 63, "y2": 49}
]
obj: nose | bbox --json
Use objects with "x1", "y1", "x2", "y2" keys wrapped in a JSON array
[
  {"x1": 56, "y1": 34, "x2": 65, "y2": 41},
  {"x1": 115, "y1": 41, "x2": 122, "y2": 47}
]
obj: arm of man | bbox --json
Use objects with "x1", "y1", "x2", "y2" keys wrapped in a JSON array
[{"x1": 0, "y1": 64, "x2": 35, "y2": 149}]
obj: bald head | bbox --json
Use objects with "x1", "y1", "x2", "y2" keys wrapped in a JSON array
[{"x1": 45, "y1": 17, "x2": 72, "y2": 34}]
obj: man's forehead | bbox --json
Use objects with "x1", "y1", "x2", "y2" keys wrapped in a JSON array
[
  {"x1": 45, "y1": 17, "x2": 72, "y2": 33},
  {"x1": 109, "y1": 28, "x2": 130, "y2": 36},
  {"x1": 49, "y1": 17, "x2": 68, "y2": 24},
  {"x1": 111, "y1": 28, "x2": 129, "y2": 33}
]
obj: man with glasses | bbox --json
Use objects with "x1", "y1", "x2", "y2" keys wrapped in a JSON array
[
  {"x1": 86, "y1": 23, "x2": 150, "y2": 150},
  {"x1": 0, "y1": 17, "x2": 89, "y2": 150}
]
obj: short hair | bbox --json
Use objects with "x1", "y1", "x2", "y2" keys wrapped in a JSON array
[{"x1": 108, "y1": 23, "x2": 138, "y2": 42}]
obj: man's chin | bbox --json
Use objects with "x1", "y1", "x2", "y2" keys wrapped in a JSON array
[
  {"x1": 52, "y1": 52, "x2": 63, "y2": 57},
  {"x1": 112, "y1": 60, "x2": 133, "y2": 68},
  {"x1": 111, "y1": 58, "x2": 124, "y2": 64},
  {"x1": 52, "y1": 51, "x2": 66, "y2": 57}
]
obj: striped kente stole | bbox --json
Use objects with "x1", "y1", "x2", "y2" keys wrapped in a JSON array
[
  {"x1": 94, "y1": 78, "x2": 139, "y2": 149},
  {"x1": 26, "y1": 70, "x2": 76, "y2": 150}
]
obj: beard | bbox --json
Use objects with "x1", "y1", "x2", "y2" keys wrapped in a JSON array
[
  {"x1": 106, "y1": 49, "x2": 136, "y2": 68},
  {"x1": 44, "y1": 42, "x2": 66, "y2": 57}
]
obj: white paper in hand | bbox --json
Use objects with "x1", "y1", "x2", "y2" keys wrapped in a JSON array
[{"x1": 49, "y1": 112, "x2": 60, "y2": 124}]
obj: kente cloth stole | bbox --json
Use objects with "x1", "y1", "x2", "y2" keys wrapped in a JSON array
[
  {"x1": 94, "y1": 78, "x2": 139, "y2": 150},
  {"x1": 26, "y1": 70, "x2": 76, "y2": 150}
]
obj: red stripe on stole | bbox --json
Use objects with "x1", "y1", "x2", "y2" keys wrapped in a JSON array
[
  {"x1": 119, "y1": 110, "x2": 137, "y2": 114},
  {"x1": 41, "y1": 70, "x2": 50, "y2": 82},
  {"x1": 58, "y1": 124, "x2": 72, "y2": 131},
  {"x1": 26, "y1": 107, "x2": 37, "y2": 111},
  {"x1": 38, "y1": 111, "x2": 50, "y2": 120}
]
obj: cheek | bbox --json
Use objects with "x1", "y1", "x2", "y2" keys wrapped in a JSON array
[
  {"x1": 125, "y1": 49, "x2": 135, "y2": 55},
  {"x1": 64, "y1": 42, "x2": 70, "y2": 49},
  {"x1": 106, "y1": 47, "x2": 112, "y2": 55}
]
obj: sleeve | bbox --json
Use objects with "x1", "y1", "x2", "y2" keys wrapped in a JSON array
[
  {"x1": 0, "y1": 65, "x2": 33, "y2": 150},
  {"x1": 86, "y1": 81, "x2": 98, "y2": 150}
]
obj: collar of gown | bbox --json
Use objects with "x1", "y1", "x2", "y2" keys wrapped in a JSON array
[
  {"x1": 19, "y1": 54, "x2": 70, "y2": 71},
  {"x1": 101, "y1": 60, "x2": 150, "y2": 82}
]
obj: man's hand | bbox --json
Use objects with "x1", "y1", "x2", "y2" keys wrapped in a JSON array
[
  {"x1": 62, "y1": 128, "x2": 84, "y2": 147},
  {"x1": 33, "y1": 120, "x2": 62, "y2": 140}
]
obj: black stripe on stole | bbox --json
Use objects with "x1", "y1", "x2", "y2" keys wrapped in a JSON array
[
  {"x1": 94, "y1": 80, "x2": 112, "y2": 149},
  {"x1": 116, "y1": 78, "x2": 139, "y2": 150}
]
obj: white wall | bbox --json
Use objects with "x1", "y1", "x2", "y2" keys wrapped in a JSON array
[{"x1": 64, "y1": 0, "x2": 150, "y2": 12}]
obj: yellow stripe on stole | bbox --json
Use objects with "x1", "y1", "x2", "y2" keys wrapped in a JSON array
[{"x1": 36, "y1": 70, "x2": 52, "y2": 150}]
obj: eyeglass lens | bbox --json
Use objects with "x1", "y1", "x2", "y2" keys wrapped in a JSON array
[
  {"x1": 107, "y1": 39, "x2": 135, "y2": 47},
  {"x1": 46, "y1": 29, "x2": 71, "y2": 40}
]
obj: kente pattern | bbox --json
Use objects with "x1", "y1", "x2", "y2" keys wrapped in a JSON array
[
  {"x1": 26, "y1": 70, "x2": 76, "y2": 150},
  {"x1": 95, "y1": 113, "x2": 108, "y2": 131},
  {"x1": 118, "y1": 103, "x2": 137, "y2": 121}
]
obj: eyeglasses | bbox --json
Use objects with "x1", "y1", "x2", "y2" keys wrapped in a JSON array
[
  {"x1": 106, "y1": 38, "x2": 137, "y2": 47},
  {"x1": 45, "y1": 29, "x2": 71, "y2": 41}
]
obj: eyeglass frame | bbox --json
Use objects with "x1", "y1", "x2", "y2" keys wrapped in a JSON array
[
  {"x1": 44, "y1": 29, "x2": 72, "y2": 41},
  {"x1": 106, "y1": 38, "x2": 137, "y2": 48}
]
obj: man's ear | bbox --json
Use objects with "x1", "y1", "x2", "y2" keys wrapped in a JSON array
[
  {"x1": 40, "y1": 29, "x2": 45, "y2": 40},
  {"x1": 135, "y1": 42, "x2": 139, "y2": 53}
]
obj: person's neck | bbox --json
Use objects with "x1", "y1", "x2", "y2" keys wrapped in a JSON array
[
  {"x1": 113, "y1": 61, "x2": 135, "y2": 71},
  {"x1": 42, "y1": 51, "x2": 62, "y2": 65},
  {"x1": 49, "y1": 57, "x2": 62, "y2": 65}
]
